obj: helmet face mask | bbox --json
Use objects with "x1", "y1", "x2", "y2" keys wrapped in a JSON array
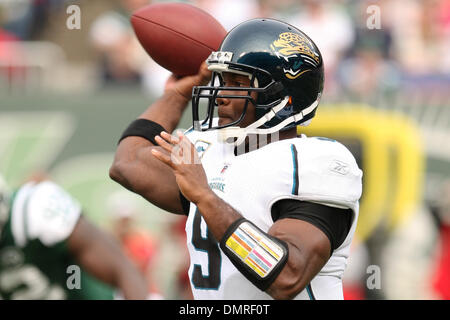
[
  {"x1": 191, "y1": 18, "x2": 324, "y2": 144},
  {"x1": 192, "y1": 66, "x2": 284, "y2": 130}
]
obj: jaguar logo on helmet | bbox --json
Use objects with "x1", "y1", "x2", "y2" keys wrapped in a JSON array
[{"x1": 270, "y1": 32, "x2": 321, "y2": 79}]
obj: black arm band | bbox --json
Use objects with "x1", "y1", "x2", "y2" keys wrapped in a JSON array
[
  {"x1": 271, "y1": 199, "x2": 353, "y2": 254},
  {"x1": 118, "y1": 119, "x2": 167, "y2": 145},
  {"x1": 219, "y1": 218, "x2": 289, "y2": 291}
]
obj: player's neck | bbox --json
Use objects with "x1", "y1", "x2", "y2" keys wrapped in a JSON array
[
  {"x1": 234, "y1": 128, "x2": 298, "y2": 155},
  {"x1": 279, "y1": 127, "x2": 298, "y2": 140}
]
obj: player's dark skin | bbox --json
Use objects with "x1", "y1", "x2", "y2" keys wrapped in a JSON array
[
  {"x1": 67, "y1": 215, "x2": 148, "y2": 299},
  {"x1": 110, "y1": 62, "x2": 331, "y2": 299}
]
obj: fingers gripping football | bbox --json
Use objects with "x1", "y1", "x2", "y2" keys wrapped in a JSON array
[{"x1": 164, "y1": 61, "x2": 212, "y2": 102}]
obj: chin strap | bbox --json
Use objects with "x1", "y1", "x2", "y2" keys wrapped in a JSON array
[{"x1": 218, "y1": 97, "x2": 319, "y2": 146}]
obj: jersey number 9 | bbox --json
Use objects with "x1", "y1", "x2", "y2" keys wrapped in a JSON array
[{"x1": 191, "y1": 210, "x2": 221, "y2": 290}]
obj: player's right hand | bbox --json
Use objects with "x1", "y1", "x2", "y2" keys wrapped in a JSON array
[{"x1": 164, "y1": 61, "x2": 211, "y2": 102}]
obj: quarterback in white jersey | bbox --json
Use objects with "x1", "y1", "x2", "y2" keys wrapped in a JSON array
[
  {"x1": 111, "y1": 18, "x2": 362, "y2": 300},
  {"x1": 181, "y1": 127, "x2": 361, "y2": 299}
]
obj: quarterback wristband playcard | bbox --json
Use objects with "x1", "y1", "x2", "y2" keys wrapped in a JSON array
[{"x1": 220, "y1": 218, "x2": 288, "y2": 291}]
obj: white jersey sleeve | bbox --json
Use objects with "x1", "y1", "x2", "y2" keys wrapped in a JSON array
[
  {"x1": 293, "y1": 136, "x2": 363, "y2": 211},
  {"x1": 11, "y1": 181, "x2": 81, "y2": 247},
  {"x1": 222, "y1": 136, "x2": 362, "y2": 227}
]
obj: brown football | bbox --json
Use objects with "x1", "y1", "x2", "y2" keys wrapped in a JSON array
[{"x1": 131, "y1": 2, "x2": 227, "y2": 76}]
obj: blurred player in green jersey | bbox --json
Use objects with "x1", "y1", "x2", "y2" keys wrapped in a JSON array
[{"x1": 0, "y1": 174, "x2": 148, "y2": 300}]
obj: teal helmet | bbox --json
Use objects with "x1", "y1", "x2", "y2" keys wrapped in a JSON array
[{"x1": 192, "y1": 18, "x2": 324, "y2": 143}]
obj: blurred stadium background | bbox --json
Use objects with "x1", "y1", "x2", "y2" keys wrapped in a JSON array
[{"x1": 0, "y1": 0, "x2": 449, "y2": 299}]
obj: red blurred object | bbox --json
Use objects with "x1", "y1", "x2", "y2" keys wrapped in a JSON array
[
  {"x1": 131, "y1": 2, "x2": 227, "y2": 76},
  {"x1": 0, "y1": 28, "x2": 18, "y2": 43},
  {"x1": 432, "y1": 224, "x2": 450, "y2": 299},
  {"x1": 343, "y1": 285, "x2": 366, "y2": 300},
  {"x1": 0, "y1": 28, "x2": 25, "y2": 85},
  {"x1": 122, "y1": 232, "x2": 157, "y2": 275}
]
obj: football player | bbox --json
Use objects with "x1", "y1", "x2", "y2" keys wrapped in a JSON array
[
  {"x1": 110, "y1": 19, "x2": 363, "y2": 299},
  {"x1": 0, "y1": 175, "x2": 148, "y2": 300}
]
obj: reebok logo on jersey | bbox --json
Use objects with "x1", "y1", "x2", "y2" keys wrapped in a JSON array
[{"x1": 329, "y1": 160, "x2": 349, "y2": 175}]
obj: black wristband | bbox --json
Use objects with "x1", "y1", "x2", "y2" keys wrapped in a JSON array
[{"x1": 119, "y1": 119, "x2": 167, "y2": 145}]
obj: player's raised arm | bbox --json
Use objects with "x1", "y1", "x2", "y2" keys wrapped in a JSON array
[
  {"x1": 109, "y1": 62, "x2": 211, "y2": 214},
  {"x1": 67, "y1": 215, "x2": 149, "y2": 300}
]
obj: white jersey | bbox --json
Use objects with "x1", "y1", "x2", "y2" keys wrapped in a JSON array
[
  {"x1": 10, "y1": 181, "x2": 81, "y2": 247},
  {"x1": 184, "y1": 126, "x2": 363, "y2": 300}
]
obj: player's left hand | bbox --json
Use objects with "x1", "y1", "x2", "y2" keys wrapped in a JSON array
[
  {"x1": 151, "y1": 131, "x2": 212, "y2": 204},
  {"x1": 164, "y1": 61, "x2": 211, "y2": 102}
]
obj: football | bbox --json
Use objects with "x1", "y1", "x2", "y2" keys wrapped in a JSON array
[{"x1": 131, "y1": 2, "x2": 227, "y2": 76}]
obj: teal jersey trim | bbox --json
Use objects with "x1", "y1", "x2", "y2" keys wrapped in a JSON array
[
  {"x1": 290, "y1": 144, "x2": 299, "y2": 195},
  {"x1": 306, "y1": 284, "x2": 316, "y2": 300}
]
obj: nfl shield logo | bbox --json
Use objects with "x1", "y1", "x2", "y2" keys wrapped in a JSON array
[{"x1": 194, "y1": 140, "x2": 211, "y2": 159}]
